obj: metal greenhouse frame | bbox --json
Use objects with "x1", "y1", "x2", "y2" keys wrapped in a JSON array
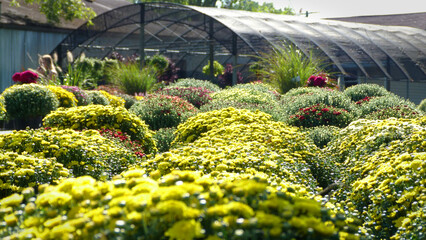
[{"x1": 52, "y1": 2, "x2": 426, "y2": 100}]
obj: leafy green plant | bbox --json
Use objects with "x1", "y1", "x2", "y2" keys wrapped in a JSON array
[
  {"x1": 153, "y1": 127, "x2": 176, "y2": 153},
  {"x1": 145, "y1": 54, "x2": 169, "y2": 75},
  {"x1": 304, "y1": 125, "x2": 339, "y2": 148},
  {"x1": 86, "y1": 91, "x2": 109, "y2": 105},
  {"x1": 129, "y1": 94, "x2": 198, "y2": 131},
  {"x1": 1, "y1": 84, "x2": 59, "y2": 119},
  {"x1": 42, "y1": 105, "x2": 156, "y2": 153},
  {"x1": 63, "y1": 63, "x2": 91, "y2": 88},
  {"x1": 166, "y1": 78, "x2": 221, "y2": 92},
  {"x1": 111, "y1": 62, "x2": 157, "y2": 95},
  {"x1": 254, "y1": 44, "x2": 325, "y2": 93},
  {"x1": 212, "y1": 87, "x2": 279, "y2": 105},
  {"x1": 232, "y1": 82, "x2": 280, "y2": 100},
  {"x1": 118, "y1": 94, "x2": 137, "y2": 109},
  {"x1": 156, "y1": 86, "x2": 213, "y2": 108},
  {"x1": 202, "y1": 60, "x2": 224, "y2": 77},
  {"x1": 344, "y1": 83, "x2": 391, "y2": 102}
]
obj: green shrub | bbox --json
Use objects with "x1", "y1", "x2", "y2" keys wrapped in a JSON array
[
  {"x1": 356, "y1": 95, "x2": 417, "y2": 116},
  {"x1": 0, "y1": 150, "x2": 68, "y2": 197},
  {"x1": 200, "y1": 100, "x2": 281, "y2": 121},
  {"x1": 97, "y1": 90, "x2": 125, "y2": 108},
  {"x1": 287, "y1": 103, "x2": 355, "y2": 128},
  {"x1": 156, "y1": 86, "x2": 213, "y2": 108},
  {"x1": 0, "y1": 98, "x2": 6, "y2": 121},
  {"x1": 212, "y1": 87, "x2": 279, "y2": 106},
  {"x1": 1, "y1": 84, "x2": 59, "y2": 119},
  {"x1": 86, "y1": 90, "x2": 110, "y2": 105},
  {"x1": 42, "y1": 105, "x2": 156, "y2": 153},
  {"x1": 167, "y1": 78, "x2": 221, "y2": 92},
  {"x1": 418, "y1": 98, "x2": 426, "y2": 112},
  {"x1": 60, "y1": 85, "x2": 91, "y2": 106},
  {"x1": 145, "y1": 54, "x2": 169, "y2": 75},
  {"x1": 129, "y1": 94, "x2": 198, "y2": 131},
  {"x1": 118, "y1": 93, "x2": 137, "y2": 109},
  {"x1": 232, "y1": 82, "x2": 280, "y2": 100},
  {"x1": 111, "y1": 62, "x2": 157, "y2": 95},
  {"x1": 202, "y1": 60, "x2": 224, "y2": 77},
  {"x1": 74, "y1": 57, "x2": 105, "y2": 84},
  {"x1": 304, "y1": 125, "x2": 339, "y2": 148},
  {"x1": 254, "y1": 44, "x2": 325, "y2": 93},
  {"x1": 365, "y1": 105, "x2": 424, "y2": 119},
  {"x1": 344, "y1": 83, "x2": 391, "y2": 102},
  {"x1": 0, "y1": 170, "x2": 359, "y2": 240},
  {"x1": 0, "y1": 128, "x2": 141, "y2": 180},
  {"x1": 279, "y1": 88, "x2": 357, "y2": 122},
  {"x1": 153, "y1": 127, "x2": 176, "y2": 153}
]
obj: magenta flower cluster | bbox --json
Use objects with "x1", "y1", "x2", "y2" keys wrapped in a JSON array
[
  {"x1": 306, "y1": 75, "x2": 327, "y2": 87},
  {"x1": 12, "y1": 70, "x2": 39, "y2": 84}
]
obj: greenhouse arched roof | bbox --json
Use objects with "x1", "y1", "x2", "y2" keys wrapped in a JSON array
[{"x1": 53, "y1": 2, "x2": 426, "y2": 81}]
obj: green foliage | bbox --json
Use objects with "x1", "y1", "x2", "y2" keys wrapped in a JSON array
[
  {"x1": 1, "y1": 84, "x2": 59, "y2": 119},
  {"x1": 288, "y1": 103, "x2": 355, "y2": 128},
  {"x1": 255, "y1": 44, "x2": 325, "y2": 94},
  {"x1": 145, "y1": 55, "x2": 169, "y2": 75},
  {"x1": 156, "y1": 86, "x2": 213, "y2": 108},
  {"x1": 63, "y1": 63, "x2": 91, "y2": 88},
  {"x1": 10, "y1": 0, "x2": 96, "y2": 24},
  {"x1": 129, "y1": 94, "x2": 198, "y2": 131},
  {"x1": 232, "y1": 82, "x2": 280, "y2": 100},
  {"x1": 111, "y1": 62, "x2": 157, "y2": 95},
  {"x1": 202, "y1": 60, "x2": 224, "y2": 77},
  {"x1": 118, "y1": 94, "x2": 137, "y2": 109},
  {"x1": 86, "y1": 91, "x2": 110, "y2": 106},
  {"x1": 42, "y1": 105, "x2": 157, "y2": 153},
  {"x1": 304, "y1": 125, "x2": 339, "y2": 148},
  {"x1": 344, "y1": 83, "x2": 391, "y2": 102},
  {"x1": 166, "y1": 78, "x2": 221, "y2": 92},
  {"x1": 417, "y1": 98, "x2": 426, "y2": 112},
  {"x1": 153, "y1": 127, "x2": 177, "y2": 153},
  {"x1": 0, "y1": 98, "x2": 6, "y2": 121}
]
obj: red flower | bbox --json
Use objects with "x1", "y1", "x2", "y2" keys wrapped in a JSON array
[
  {"x1": 333, "y1": 111, "x2": 341, "y2": 115},
  {"x1": 12, "y1": 72, "x2": 21, "y2": 82},
  {"x1": 321, "y1": 108, "x2": 329, "y2": 112},
  {"x1": 20, "y1": 70, "x2": 38, "y2": 83},
  {"x1": 298, "y1": 116, "x2": 305, "y2": 120}
]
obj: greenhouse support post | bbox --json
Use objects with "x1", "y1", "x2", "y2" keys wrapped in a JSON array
[
  {"x1": 209, "y1": 17, "x2": 214, "y2": 80},
  {"x1": 139, "y1": 3, "x2": 145, "y2": 69},
  {"x1": 232, "y1": 33, "x2": 238, "y2": 86}
]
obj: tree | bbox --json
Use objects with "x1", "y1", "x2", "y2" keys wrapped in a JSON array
[{"x1": 10, "y1": 0, "x2": 96, "y2": 24}]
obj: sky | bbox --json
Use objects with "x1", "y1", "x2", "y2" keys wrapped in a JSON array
[{"x1": 255, "y1": 0, "x2": 426, "y2": 18}]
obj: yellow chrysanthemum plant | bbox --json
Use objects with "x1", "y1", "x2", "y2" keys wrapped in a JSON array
[
  {"x1": 42, "y1": 105, "x2": 157, "y2": 154},
  {"x1": 0, "y1": 170, "x2": 360, "y2": 240},
  {"x1": 0, "y1": 150, "x2": 69, "y2": 198},
  {"x1": 327, "y1": 117, "x2": 426, "y2": 239},
  {"x1": 47, "y1": 85, "x2": 78, "y2": 108},
  {"x1": 170, "y1": 107, "x2": 339, "y2": 188},
  {"x1": 97, "y1": 90, "x2": 125, "y2": 107},
  {"x1": 0, "y1": 128, "x2": 144, "y2": 181}
]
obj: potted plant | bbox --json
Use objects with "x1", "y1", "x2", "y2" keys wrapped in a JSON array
[{"x1": 1, "y1": 84, "x2": 59, "y2": 130}]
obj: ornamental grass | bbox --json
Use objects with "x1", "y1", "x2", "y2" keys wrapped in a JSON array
[
  {"x1": 42, "y1": 105, "x2": 157, "y2": 154},
  {"x1": 0, "y1": 170, "x2": 360, "y2": 240}
]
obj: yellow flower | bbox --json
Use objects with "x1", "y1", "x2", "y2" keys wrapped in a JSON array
[{"x1": 165, "y1": 219, "x2": 204, "y2": 240}]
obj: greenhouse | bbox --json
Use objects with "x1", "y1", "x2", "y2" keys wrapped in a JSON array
[{"x1": 52, "y1": 2, "x2": 426, "y2": 102}]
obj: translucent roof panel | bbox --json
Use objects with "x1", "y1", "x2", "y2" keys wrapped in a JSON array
[{"x1": 53, "y1": 2, "x2": 426, "y2": 81}]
